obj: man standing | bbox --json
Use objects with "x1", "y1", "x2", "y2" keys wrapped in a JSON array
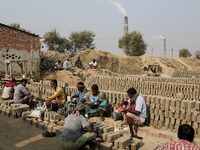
[
  {"x1": 89, "y1": 59, "x2": 98, "y2": 69},
  {"x1": 156, "y1": 124, "x2": 200, "y2": 150},
  {"x1": 60, "y1": 105, "x2": 95, "y2": 150},
  {"x1": 2, "y1": 78, "x2": 16, "y2": 100},
  {"x1": 43, "y1": 80, "x2": 66, "y2": 111},
  {"x1": 14, "y1": 79, "x2": 34, "y2": 108},
  {"x1": 65, "y1": 82, "x2": 87, "y2": 115},
  {"x1": 120, "y1": 88, "x2": 146, "y2": 139},
  {"x1": 63, "y1": 58, "x2": 71, "y2": 70}
]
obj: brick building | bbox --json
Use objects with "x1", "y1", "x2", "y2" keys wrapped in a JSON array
[{"x1": 0, "y1": 23, "x2": 40, "y2": 73}]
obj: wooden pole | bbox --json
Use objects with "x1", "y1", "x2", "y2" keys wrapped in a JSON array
[
  {"x1": 171, "y1": 48, "x2": 173, "y2": 58},
  {"x1": 30, "y1": 39, "x2": 33, "y2": 77}
]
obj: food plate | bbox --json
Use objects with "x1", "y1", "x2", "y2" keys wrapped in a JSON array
[
  {"x1": 117, "y1": 107, "x2": 124, "y2": 112},
  {"x1": 85, "y1": 102, "x2": 95, "y2": 104}
]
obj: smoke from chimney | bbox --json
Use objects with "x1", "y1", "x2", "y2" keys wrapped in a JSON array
[{"x1": 107, "y1": 0, "x2": 127, "y2": 16}]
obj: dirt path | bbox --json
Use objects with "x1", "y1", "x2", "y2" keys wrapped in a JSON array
[{"x1": 0, "y1": 115, "x2": 62, "y2": 150}]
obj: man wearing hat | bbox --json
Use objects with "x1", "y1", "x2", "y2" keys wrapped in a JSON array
[
  {"x1": 60, "y1": 105, "x2": 95, "y2": 150},
  {"x1": 2, "y1": 78, "x2": 17, "y2": 100},
  {"x1": 63, "y1": 58, "x2": 71, "y2": 70}
]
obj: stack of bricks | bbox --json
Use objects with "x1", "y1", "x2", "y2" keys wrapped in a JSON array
[
  {"x1": 0, "y1": 99, "x2": 29, "y2": 118},
  {"x1": 22, "y1": 110, "x2": 65, "y2": 135},
  {"x1": 149, "y1": 95, "x2": 200, "y2": 136},
  {"x1": 87, "y1": 75, "x2": 200, "y2": 85},
  {"x1": 85, "y1": 75, "x2": 200, "y2": 101},
  {"x1": 88, "y1": 121, "x2": 143, "y2": 150},
  {"x1": 26, "y1": 80, "x2": 68, "y2": 100},
  {"x1": 173, "y1": 70, "x2": 200, "y2": 78}
]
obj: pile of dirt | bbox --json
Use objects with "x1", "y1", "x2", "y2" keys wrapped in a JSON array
[
  {"x1": 41, "y1": 49, "x2": 200, "y2": 84},
  {"x1": 43, "y1": 68, "x2": 120, "y2": 87}
]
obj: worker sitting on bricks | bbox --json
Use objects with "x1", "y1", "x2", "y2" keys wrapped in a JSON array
[
  {"x1": 14, "y1": 79, "x2": 34, "y2": 108},
  {"x1": 64, "y1": 82, "x2": 88, "y2": 115},
  {"x1": 119, "y1": 87, "x2": 147, "y2": 139},
  {"x1": 41, "y1": 79, "x2": 66, "y2": 112},
  {"x1": 2, "y1": 78, "x2": 17, "y2": 100},
  {"x1": 156, "y1": 124, "x2": 200, "y2": 150},
  {"x1": 80, "y1": 84, "x2": 107, "y2": 121},
  {"x1": 60, "y1": 105, "x2": 95, "y2": 150}
]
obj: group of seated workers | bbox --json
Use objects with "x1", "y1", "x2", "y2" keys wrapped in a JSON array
[
  {"x1": 2, "y1": 79, "x2": 34, "y2": 108},
  {"x1": 65, "y1": 83, "x2": 107, "y2": 121},
  {"x1": 2, "y1": 79, "x2": 199, "y2": 149}
]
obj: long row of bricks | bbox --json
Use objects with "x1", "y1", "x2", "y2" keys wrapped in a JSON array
[{"x1": 85, "y1": 75, "x2": 200, "y2": 100}]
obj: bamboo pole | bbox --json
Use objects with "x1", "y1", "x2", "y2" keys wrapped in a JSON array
[{"x1": 30, "y1": 39, "x2": 33, "y2": 77}]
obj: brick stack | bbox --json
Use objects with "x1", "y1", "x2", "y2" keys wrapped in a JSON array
[
  {"x1": 173, "y1": 70, "x2": 200, "y2": 78},
  {"x1": 0, "y1": 99, "x2": 29, "y2": 118},
  {"x1": 26, "y1": 80, "x2": 68, "y2": 100},
  {"x1": 85, "y1": 75, "x2": 200, "y2": 101},
  {"x1": 22, "y1": 110, "x2": 65, "y2": 135}
]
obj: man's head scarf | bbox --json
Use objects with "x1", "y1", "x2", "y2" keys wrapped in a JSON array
[{"x1": 73, "y1": 105, "x2": 85, "y2": 116}]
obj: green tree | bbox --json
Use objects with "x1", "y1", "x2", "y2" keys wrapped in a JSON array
[
  {"x1": 69, "y1": 30, "x2": 96, "y2": 53},
  {"x1": 118, "y1": 31, "x2": 147, "y2": 56},
  {"x1": 43, "y1": 28, "x2": 71, "y2": 53},
  {"x1": 179, "y1": 48, "x2": 192, "y2": 58},
  {"x1": 9, "y1": 23, "x2": 31, "y2": 33}
]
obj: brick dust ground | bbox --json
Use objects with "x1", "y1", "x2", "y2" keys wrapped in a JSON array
[{"x1": 0, "y1": 115, "x2": 62, "y2": 150}]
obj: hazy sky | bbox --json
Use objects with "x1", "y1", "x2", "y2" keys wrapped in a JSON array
[{"x1": 1, "y1": 0, "x2": 200, "y2": 57}]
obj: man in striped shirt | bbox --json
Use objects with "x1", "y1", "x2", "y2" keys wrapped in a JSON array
[{"x1": 156, "y1": 124, "x2": 200, "y2": 150}]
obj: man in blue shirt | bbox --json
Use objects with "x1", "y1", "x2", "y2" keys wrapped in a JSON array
[{"x1": 64, "y1": 82, "x2": 87, "y2": 115}]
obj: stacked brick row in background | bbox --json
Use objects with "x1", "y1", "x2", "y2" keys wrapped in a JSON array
[
  {"x1": 85, "y1": 75, "x2": 200, "y2": 101},
  {"x1": 173, "y1": 70, "x2": 200, "y2": 78},
  {"x1": 26, "y1": 80, "x2": 68, "y2": 100}
]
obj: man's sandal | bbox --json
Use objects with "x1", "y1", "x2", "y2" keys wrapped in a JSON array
[{"x1": 132, "y1": 135, "x2": 143, "y2": 140}]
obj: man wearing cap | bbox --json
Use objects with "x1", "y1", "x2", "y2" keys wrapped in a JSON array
[
  {"x1": 60, "y1": 105, "x2": 95, "y2": 150},
  {"x1": 2, "y1": 78, "x2": 17, "y2": 100},
  {"x1": 63, "y1": 58, "x2": 71, "y2": 70}
]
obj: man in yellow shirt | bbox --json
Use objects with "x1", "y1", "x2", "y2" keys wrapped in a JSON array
[{"x1": 42, "y1": 80, "x2": 66, "y2": 111}]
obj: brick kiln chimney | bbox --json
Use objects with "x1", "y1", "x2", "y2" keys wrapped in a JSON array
[{"x1": 122, "y1": 16, "x2": 128, "y2": 56}]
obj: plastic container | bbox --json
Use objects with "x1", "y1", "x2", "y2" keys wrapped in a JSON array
[
  {"x1": 119, "y1": 125, "x2": 123, "y2": 130},
  {"x1": 117, "y1": 107, "x2": 124, "y2": 112}
]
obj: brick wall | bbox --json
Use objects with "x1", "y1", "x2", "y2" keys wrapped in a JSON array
[{"x1": 0, "y1": 23, "x2": 40, "y2": 72}]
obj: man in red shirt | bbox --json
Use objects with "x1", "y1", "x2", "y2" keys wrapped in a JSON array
[{"x1": 156, "y1": 124, "x2": 200, "y2": 150}]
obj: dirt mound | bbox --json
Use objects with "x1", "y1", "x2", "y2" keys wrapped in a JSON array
[
  {"x1": 43, "y1": 68, "x2": 119, "y2": 87},
  {"x1": 41, "y1": 49, "x2": 200, "y2": 79}
]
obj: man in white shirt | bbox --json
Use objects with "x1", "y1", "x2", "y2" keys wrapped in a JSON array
[
  {"x1": 89, "y1": 59, "x2": 98, "y2": 69},
  {"x1": 63, "y1": 58, "x2": 71, "y2": 70},
  {"x1": 120, "y1": 88, "x2": 147, "y2": 139}
]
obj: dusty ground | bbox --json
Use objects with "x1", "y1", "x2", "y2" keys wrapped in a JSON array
[{"x1": 0, "y1": 115, "x2": 62, "y2": 150}]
